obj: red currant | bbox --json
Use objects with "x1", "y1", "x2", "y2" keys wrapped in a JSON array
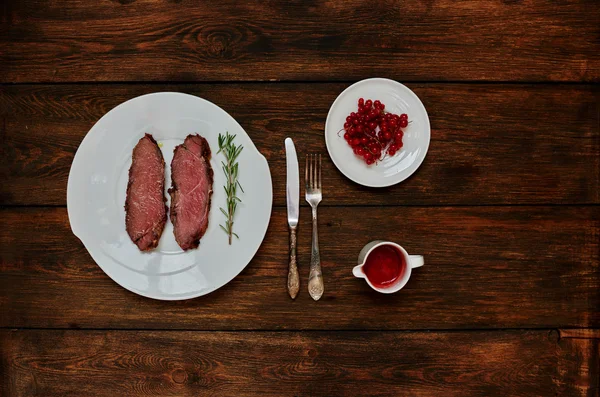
[{"x1": 343, "y1": 100, "x2": 408, "y2": 163}]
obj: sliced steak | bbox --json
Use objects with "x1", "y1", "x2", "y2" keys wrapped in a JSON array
[
  {"x1": 125, "y1": 134, "x2": 167, "y2": 251},
  {"x1": 169, "y1": 134, "x2": 214, "y2": 250}
]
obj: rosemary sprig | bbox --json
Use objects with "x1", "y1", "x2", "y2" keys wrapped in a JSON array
[{"x1": 217, "y1": 132, "x2": 244, "y2": 244}]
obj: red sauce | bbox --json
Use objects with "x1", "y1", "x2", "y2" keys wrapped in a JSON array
[{"x1": 363, "y1": 245, "x2": 405, "y2": 288}]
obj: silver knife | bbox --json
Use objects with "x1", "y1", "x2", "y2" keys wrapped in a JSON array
[{"x1": 285, "y1": 138, "x2": 300, "y2": 299}]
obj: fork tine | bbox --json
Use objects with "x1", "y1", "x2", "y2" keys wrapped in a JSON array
[
  {"x1": 306, "y1": 154, "x2": 310, "y2": 189},
  {"x1": 308, "y1": 154, "x2": 311, "y2": 189},
  {"x1": 314, "y1": 154, "x2": 317, "y2": 189},
  {"x1": 305, "y1": 154, "x2": 309, "y2": 188},
  {"x1": 314, "y1": 154, "x2": 318, "y2": 189},
  {"x1": 318, "y1": 154, "x2": 322, "y2": 190},
  {"x1": 310, "y1": 154, "x2": 315, "y2": 189}
]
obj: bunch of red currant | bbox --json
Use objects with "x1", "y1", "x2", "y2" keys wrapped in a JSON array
[{"x1": 342, "y1": 98, "x2": 408, "y2": 165}]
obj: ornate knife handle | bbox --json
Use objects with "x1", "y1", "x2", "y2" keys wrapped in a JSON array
[{"x1": 287, "y1": 225, "x2": 299, "y2": 299}]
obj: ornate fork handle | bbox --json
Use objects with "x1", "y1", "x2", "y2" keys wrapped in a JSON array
[{"x1": 308, "y1": 206, "x2": 324, "y2": 300}]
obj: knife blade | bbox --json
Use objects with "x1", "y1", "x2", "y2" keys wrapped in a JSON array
[
  {"x1": 285, "y1": 138, "x2": 300, "y2": 299},
  {"x1": 285, "y1": 138, "x2": 299, "y2": 226}
]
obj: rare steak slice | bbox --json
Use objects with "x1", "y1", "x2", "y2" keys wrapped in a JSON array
[
  {"x1": 169, "y1": 134, "x2": 214, "y2": 250},
  {"x1": 125, "y1": 134, "x2": 168, "y2": 251}
]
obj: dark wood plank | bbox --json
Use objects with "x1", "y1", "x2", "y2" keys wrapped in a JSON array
[
  {"x1": 1, "y1": 206, "x2": 598, "y2": 330},
  {"x1": 1, "y1": 0, "x2": 598, "y2": 83},
  {"x1": 1, "y1": 329, "x2": 596, "y2": 396},
  {"x1": 1, "y1": 84, "x2": 598, "y2": 206},
  {"x1": 0, "y1": 0, "x2": 600, "y2": 82}
]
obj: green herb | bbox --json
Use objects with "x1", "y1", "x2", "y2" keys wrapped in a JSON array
[{"x1": 217, "y1": 132, "x2": 244, "y2": 244}]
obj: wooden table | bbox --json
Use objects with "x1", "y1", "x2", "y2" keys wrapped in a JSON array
[{"x1": 1, "y1": 1, "x2": 599, "y2": 396}]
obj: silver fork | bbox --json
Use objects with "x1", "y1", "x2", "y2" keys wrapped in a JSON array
[{"x1": 305, "y1": 154, "x2": 324, "y2": 301}]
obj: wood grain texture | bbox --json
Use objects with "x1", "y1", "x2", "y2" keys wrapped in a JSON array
[
  {"x1": 1, "y1": 206, "x2": 598, "y2": 330},
  {"x1": 1, "y1": 329, "x2": 596, "y2": 397},
  {"x1": 1, "y1": 84, "x2": 598, "y2": 206},
  {"x1": 560, "y1": 329, "x2": 600, "y2": 339},
  {"x1": 1, "y1": 0, "x2": 599, "y2": 83},
  {"x1": 556, "y1": 334, "x2": 600, "y2": 396}
]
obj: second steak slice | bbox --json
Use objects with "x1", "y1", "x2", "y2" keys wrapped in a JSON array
[{"x1": 169, "y1": 134, "x2": 214, "y2": 250}]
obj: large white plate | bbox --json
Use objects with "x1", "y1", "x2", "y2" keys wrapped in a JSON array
[
  {"x1": 325, "y1": 78, "x2": 430, "y2": 187},
  {"x1": 67, "y1": 92, "x2": 272, "y2": 300}
]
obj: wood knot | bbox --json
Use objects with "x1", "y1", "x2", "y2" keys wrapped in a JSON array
[
  {"x1": 198, "y1": 24, "x2": 243, "y2": 59},
  {"x1": 194, "y1": 23, "x2": 271, "y2": 60},
  {"x1": 547, "y1": 330, "x2": 560, "y2": 343},
  {"x1": 172, "y1": 369, "x2": 187, "y2": 384}
]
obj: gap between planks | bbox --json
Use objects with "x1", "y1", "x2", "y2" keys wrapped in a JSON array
[
  {"x1": 2, "y1": 327, "x2": 598, "y2": 337},
  {"x1": 0, "y1": 80, "x2": 599, "y2": 87},
  {"x1": 2, "y1": 203, "x2": 600, "y2": 209}
]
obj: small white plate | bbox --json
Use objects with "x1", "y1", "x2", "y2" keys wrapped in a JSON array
[
  {"x1": 325, "y1": 78, "x2": 430, "y2": 187},
  {"x1": 67, "y1": 92, "x2": 272, "y2": 300}
]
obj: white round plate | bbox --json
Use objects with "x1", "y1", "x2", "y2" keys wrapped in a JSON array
[
  {"x1": 67, "y1": 92, "x2": 272, "y2": 300},
  {"x1": 325, "y1": 78, "x2": 430, "y2": 187}
]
